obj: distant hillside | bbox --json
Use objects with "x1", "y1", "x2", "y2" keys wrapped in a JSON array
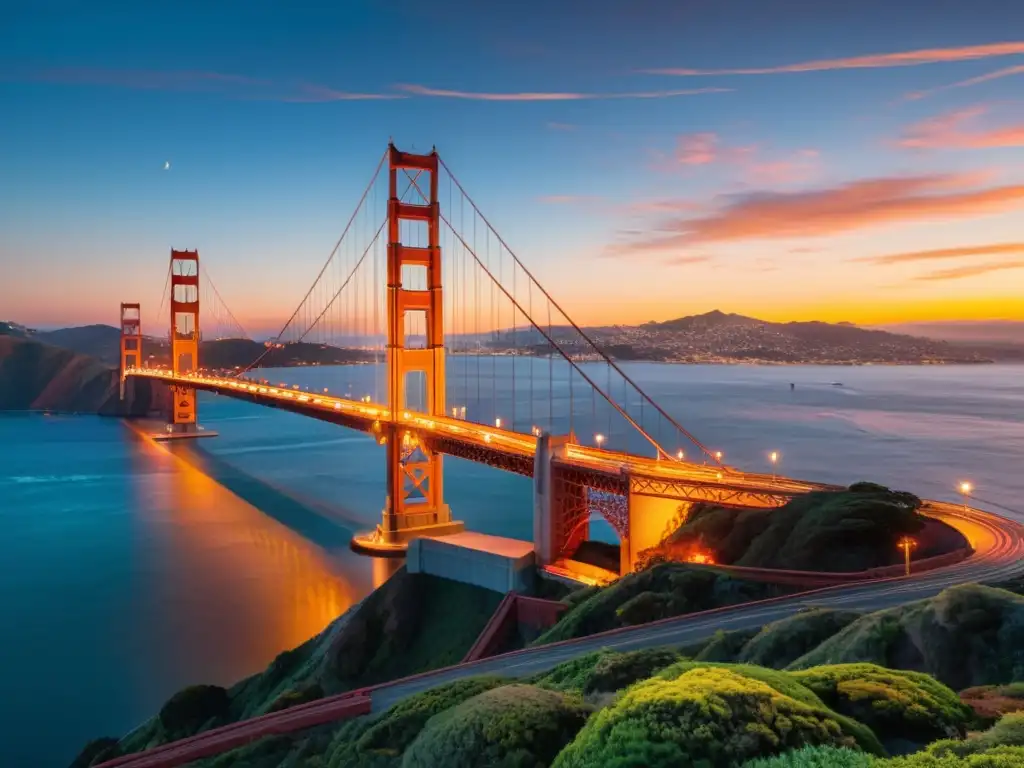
[
  {"x1": 580, "y1": 310, "x2": 996, "y2": 364},
  {"x1": 1, "y1": 323, "x2": 378, "y2": 370}
]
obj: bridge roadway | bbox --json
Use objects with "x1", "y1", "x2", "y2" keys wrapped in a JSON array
[
  {"x1": 126, "y1": 368, "x2": 832, "y2": 506},
  {"x1": 96, "y1": 496, "x2": 1024, "y2": 768}
]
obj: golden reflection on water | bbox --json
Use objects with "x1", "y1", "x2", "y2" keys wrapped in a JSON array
[{"x1": 123, "y1": 424, "x2": 364, "y2": 685}]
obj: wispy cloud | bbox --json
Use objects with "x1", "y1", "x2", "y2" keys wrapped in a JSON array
[
  {"x1": 898, "y1": 106, "x2": 1024, "y2": 149},
  {"x1": 676, "y1": 133, "x2": 721, "y2": 165},
  {"x1": 12, "y1": 67, "x2": 397, "y2": 101},
  {"x1": 855, "y1": 242, "x2": 1024, "y2": 265},
  {"x1": 915, "y1": 260, "x2": 1024, "y2": 281},
  {"x1": 665, "y1": 255, "x2": 712, "y2": 266},
  {"x1": 642, "y1": 41, "x2": 1024, "y2": 76},
  {"x1": 394, "y1": 83, "x2": 731, "y2": 101},
  {"x1": 657, "y1": 134, "x2": 819, "y2": 185},
  {"x1": 612, "y1": 173, "x2": 1024, "y2": 252},
  {"x1": 906, "y1": 64, "x2": 1024, "y2": 99}
]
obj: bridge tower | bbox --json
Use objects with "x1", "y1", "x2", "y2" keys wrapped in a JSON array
[
  {"x1": 119, "y1": 302, "x2": 142, "y2": 400},
  {"x1": 169, "y1": 249, "x2": 200, "y2": 433},
  {"x1": 378, "y1": 144, "x2": 463, "y2": 545}
]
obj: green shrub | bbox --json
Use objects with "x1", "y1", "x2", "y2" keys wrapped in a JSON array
[
  {"x1": 401, "y1": 684, "x2": 591, "y2": 768},
  {"x1": 536, "y1": 648, "x2": 682, "y2": 695},
  {"x1": 925, "y1": 712, "x2": 1024, "y2": 758},
  {"x1": 553, "y1": 666, "x2": 880, "y2": 768},
  {"x1": 740, "y1": 610, "x2": 863, "y2": 668},
  {"x1": 69, "y1": 736, "x2": 121, "y2": 768},
  {"x1": 742, "y1": 745, "x2": 874, "y2": 766},
  {"x1": 789, "y1": 585, "x2": 1024, "y2": 691},
  {"x1": 355, "y1": 676, "x2": 507, "y2": 756},
  {"x1": 695, "y1": 627, "x2": 761, "y2": 662},
  {"x1": 266, "y1": 683, "x2": 324, "y2": 713},
  {"x1": 656, "y1": 661, "x2": 828, "y2": 708},
  {"x1": 791, "y1": 664, "x2": 971, "y2": 742},
  {"x1": 883, "y1": 745, "x2": 1024, "y2": 766},
  {"x1": 158, "y1": 684, "x2": 230, "y2": 737},
  {"x1": 534, "y1": 564, "x2": 782, "y2": 644}
]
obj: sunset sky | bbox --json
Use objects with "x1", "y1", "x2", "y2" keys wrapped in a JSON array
[{"x1": 3, "y1": 1, "x2": 1024, "y2": 335}]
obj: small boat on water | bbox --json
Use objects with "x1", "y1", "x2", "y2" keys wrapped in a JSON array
[{"x1": 831, "y1": 382, "x2": 843, "y2": 387}]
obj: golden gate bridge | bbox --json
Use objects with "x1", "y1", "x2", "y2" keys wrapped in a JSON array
[{"x1": 121, "y1": 143, "x2": 852, "y2": 577}]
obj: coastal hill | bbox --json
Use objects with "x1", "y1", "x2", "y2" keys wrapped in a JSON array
[
  {"x1": 9, "y1": 311, "x2": 1013, "y2": 370},
  {"x1": 0, "y1": 322, "x2": 376, "y2": 371},
  {"x1": 0, "y1": 335, "x2": 161, "y2": 414},
  {"x1": 572, "y1": 310, "x2": 999, "y2": 364}
]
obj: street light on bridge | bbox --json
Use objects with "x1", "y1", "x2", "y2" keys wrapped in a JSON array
[
  {"x1": 676, "y1": 449, "x2": 685, "y2": 461},
  {"x1": 595, "y1": 433, "x2": 606, "y2": 448},
  {"x1": 769, "y1": 451, "x2": 779, "y2": 483},
  {"x1": 495, "y1": 417, "x2": 502, "y2": 429},
  {"x1": 897, "y1": 536, "x2": 917, "y2": 576},
  {"x1": 959, "y1": 481, "x2": 972, "y2": 511}
]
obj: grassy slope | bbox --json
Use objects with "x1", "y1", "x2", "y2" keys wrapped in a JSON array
[
  {"x1": 641, "y1": 483, "x2": 967, "y2": 573},
  {"x1": 533, "y1": 563, "x2": 790, "y2": 645},
  {"x1": 105, "y1": 569, "x2": 502, "y2": 760},
  {"x1": 79, "y1": 583, "x2": 1024, "y2": 767}
]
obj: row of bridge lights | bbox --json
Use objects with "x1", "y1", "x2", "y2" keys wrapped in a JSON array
[{"x1": 155, "y1": 375, "x2": 983, "y2": 506}]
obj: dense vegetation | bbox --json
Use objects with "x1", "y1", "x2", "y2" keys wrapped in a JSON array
[
  {"x1": 74, "y1": 578, "x2": 1024, "y2": 768},
  {"x1": 533, "y1": 562, "x2": 788, "y2": 644},
  {"x1": 552, "y1": 666, "x2": 882, "y2": 767},
  {"x1": 637, "y1": 483, "x2": 969, "y2": 573},
  {"x1": 790, "y1": 584, "x2": 1024, "y2": 690}
]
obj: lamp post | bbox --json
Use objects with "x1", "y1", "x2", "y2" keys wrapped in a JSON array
[
  {"x1": 495, "y1": 417, "x2": 502, "y2": 429},
  {"x1": 595, "y1": 433, "x2": 606, "y2": 448},
  {"x1": 676, "y1": 449, "x2": 685, "y2": 461},
  {"x1": 959, "y1": 481, "x2": 972, "y2": 512},
  {"x1": 897, "y1": 536, "x2": 917, "y2": 576},
  {"x1": 769, "y1": 451, "x2": 779, "y2": 483}
]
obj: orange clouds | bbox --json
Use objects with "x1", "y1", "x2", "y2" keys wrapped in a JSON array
[
  {"x1": 900, "y1": 107, "x2": 1024, "y2": 149},
  {"x1": 394, "y1": 84, "x2": 730, "y2": 101},
  {"x1": 676, "y1": 133, "x2": 721, "y2": 165},
  {"x1": 665, "y1": 134, "x2": 818, "y2": 184},
  {"x1": 643, "y1": 41, "x2": 1024, "y2": 76},
  {"x1": 855, "y1": 242, "x2": 1024, "y2": 265},
  {"x1": 617, "y1": 173, "x2": 1024, "y2": 251},
  {"x1": 915, "y1": 260, "x2": 1024, "y2": 281}
]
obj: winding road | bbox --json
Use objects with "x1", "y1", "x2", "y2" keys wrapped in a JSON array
[{"x1": 97, "y1": 499, "x2": 1024, "y2": 768}]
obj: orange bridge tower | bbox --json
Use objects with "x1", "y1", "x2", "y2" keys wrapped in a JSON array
[
  {"x1": 118, "y1": 302, "x2": 142, "y2": 400},
  {"x1": 169, "y1": 249, "x2": 200, "y2": 432},
  {"x1": 377, "y1": 144, "x2": 463, "y2": 546}
]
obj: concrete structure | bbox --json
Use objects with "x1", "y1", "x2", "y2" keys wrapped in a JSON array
[{"x1": 406, "y1": 531, "x2": 536, "y2": 594}]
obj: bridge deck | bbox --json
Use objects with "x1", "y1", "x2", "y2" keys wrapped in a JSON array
[{"x1": 127, "y1": 369, "x2": 838, "y2": 507}]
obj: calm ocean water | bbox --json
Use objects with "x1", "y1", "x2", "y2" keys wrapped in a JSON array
[{"x1": 1, "y1": 362, "x2": 1022, "y2": 766}]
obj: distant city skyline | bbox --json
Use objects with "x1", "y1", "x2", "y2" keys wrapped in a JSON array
[{"x1": 3, "y1": 2, "x2": 1024, "y2": 332}]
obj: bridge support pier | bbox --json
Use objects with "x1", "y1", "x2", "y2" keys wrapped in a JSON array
[
  {"x1": 621, "y1": 488, "x2": 693, "y2": 574},
  {"x1": 533, "y1": 432, "x2": 586, "y2": 567},
  {"x1": 350, "y1": 144, "x2": 464, "y2": 557}
]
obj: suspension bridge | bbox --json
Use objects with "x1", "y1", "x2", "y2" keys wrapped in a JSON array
[{"x1": 122, "y1": 143, "x2": 863, "y2": 576}]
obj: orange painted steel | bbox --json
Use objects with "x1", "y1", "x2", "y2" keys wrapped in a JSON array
[
  {"x1": 462, "y1": 593, "x2": 567, "y2": 663},
  {"x1": 168, "y1": 249, "x2": 200, "y2": 430},
  {"x1": 382, "y1": 144, "x2": 452, "y2": 542},
  {"x1": 118, "y1": 302, "x2": 141, "y2": 400}
]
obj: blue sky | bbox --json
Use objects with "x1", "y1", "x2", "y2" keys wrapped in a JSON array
[{"x1": 3, "y1": 0, "x2": 1024, "y2": 333}]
